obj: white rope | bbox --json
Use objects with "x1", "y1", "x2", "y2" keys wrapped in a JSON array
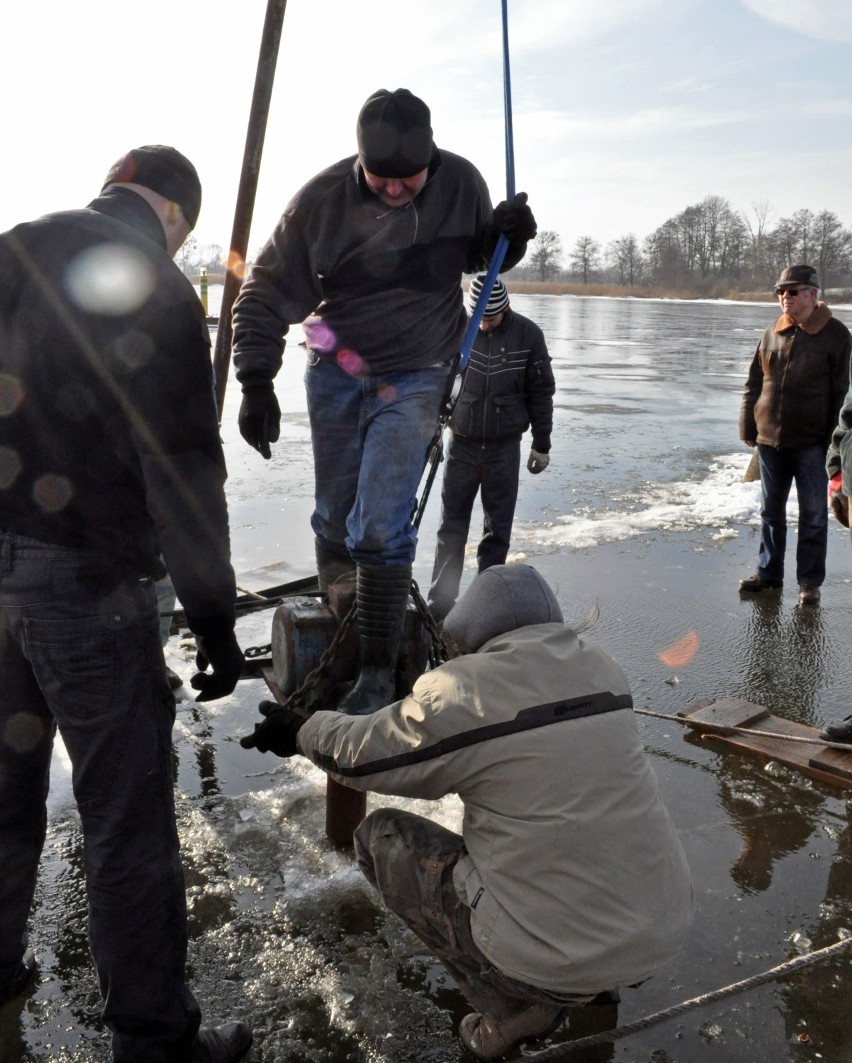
[
  {"x1": 526, "y1": 935, "x2": 852, "y2": 1058},
  {"x1": 635, "y1": 706, "x2": 852, "y2": 753}
]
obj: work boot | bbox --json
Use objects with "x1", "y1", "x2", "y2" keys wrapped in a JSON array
[
  {"x1": 315, "y1": 535, "x2": 356, "y2": 594},
  {"x1": 458, "y1": 1003, "x2": 567, "y2": 1061},
  {"x1": 338, "y1": 562, "x2": 412, "y2": 716},
  {"x1": 820, "y1": 716, "x2": 852, "y2": 744},
  {"x1": 190, "y1": 1022, "x2": 253, "y2": 1062},
  {"x1": 739, "y1": 572, "x2": 783, "y2": 593},
  {"x1": 2, "y1": 947, "x2": 38, "y2": 1003},
  {"x1": 798, "y1": 584, "x2": 821, "y2": 607}
]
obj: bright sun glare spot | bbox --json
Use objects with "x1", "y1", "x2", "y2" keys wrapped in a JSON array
[
  {"x1": 659, "y1": 631, "x2": 699, "y2": 668},
  {"x1": 0, "y1": 373, "x2": 24, "y2": 416},
  {"x1": 65, "y1": 244, "x2": 156, "y2": 316},
  {"x1": 32, "y1": 473, "x2": 74, "y2": 513}
]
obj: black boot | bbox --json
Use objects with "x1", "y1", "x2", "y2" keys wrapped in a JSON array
[
  {"x1": 190, "y1": 1022, "x2": 253, "y2": 1062},
  {"x1": 2, "y1": 947, "x2": 37, "y2": 1003},
  {"x1": 338, "y1": 563, "x2": 412, "y2": 716},
  {"x1": 315, "y1": 535, "x2": 356, "y2": 594}
]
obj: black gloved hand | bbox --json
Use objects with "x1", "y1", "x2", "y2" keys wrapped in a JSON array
[
  {"x1": 492, "y1": 192, "x2": 537, "y2": 243},
  {"x1": 189, "y1": 619, "x2": 244, "y2": 702},
  {"x1": 238, "y1": 381, "x2": 281, "y2": 459},
  {"x1": 240, "y1": 700, "x2": 306, "y2": 757}
]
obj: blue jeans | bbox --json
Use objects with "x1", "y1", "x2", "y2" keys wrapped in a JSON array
[
  {"x1": 428, "y1": 434, "x2": 521, "y2": 618},
  {"x1": 756, "y1": 444, "x2": 828, "y2": 586},
  {"x1": 0, "y1": 531, "x2": 201, "y2": 1062},
  {"x1": 305, "y1": 354, "x2": 450, "y2": 564}
]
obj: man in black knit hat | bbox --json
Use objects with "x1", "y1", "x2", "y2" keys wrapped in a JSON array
[
  {"x1": 232, "y1": 88, "x2": 537, "y2": 716},
  {"x1": 0, "y1": 145, "x2": 250, "y2": 1062}
]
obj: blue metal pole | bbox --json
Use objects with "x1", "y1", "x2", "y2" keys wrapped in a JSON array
[{"x1": 458, "y1": 0, "x2": 515, "y2": 370}]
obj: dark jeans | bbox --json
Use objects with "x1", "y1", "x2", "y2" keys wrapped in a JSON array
[
  {"x1": 756, "y1": 444, "x2": 828, "y2": 586},
  {"x1": 428, "y1": 434, "x2": 521, "y2": 618},
  {"x1": 354, "y1": 808, "x2": 592, "y2": 1021},
  {"x1": 305, "y1": 354, "x2": 449, "y2": 564},
  {"x1": 0, "y1": 531, "x2": 200, "y2": 1062}
]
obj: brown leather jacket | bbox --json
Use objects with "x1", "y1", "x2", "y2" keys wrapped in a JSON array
[{"x1": 739, "y1": 303, "x2": 851, "y2": 449}]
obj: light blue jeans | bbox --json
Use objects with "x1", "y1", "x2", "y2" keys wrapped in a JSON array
[{"x1": 305, "y1": 354, "x2": 450, "y2": 564}]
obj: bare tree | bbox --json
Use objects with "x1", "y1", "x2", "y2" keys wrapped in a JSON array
[
  {"x1": 570, "y1": 235, "x2": 601, "y2": 284},
  {"x1": 175, "y1": 234, "x2": 199, "y2": 276},
  {"x1": 811, "y1": 210, "x2": 852, "y2": 289},
  {"x1": 527, "y1": 230, "x2": 563, "y2": 280},
  {"x1": 743, "y1": 200, "x2": 774, "y2": 286},
  {"x1": 608, "y1": 233, "x2": 643, "y2": 286}
]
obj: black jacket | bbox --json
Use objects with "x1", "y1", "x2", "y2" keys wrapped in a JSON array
[
  {"x1": 0, "y1": 188, "x2": 235, "y2": 629},
  {"x1": 232, "y1": 150, "x2": 529, "y2": 380},
  {"x1": 450, "y1": 308, "x2": 554, "y2": 451}
]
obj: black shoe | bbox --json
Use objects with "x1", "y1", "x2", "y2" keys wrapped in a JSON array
[
  {"x1": 739, "y1": 573, "x2": 783, "y2": 593},
  {"x1": 2, "y1": 947, "x2": 38, "y2": 1003},
  {"x1": 166, "y1": 666, "x2": 184, "y2": 690},
  {"x1": 820, "y1": 716, "x2": 852, "y2": 744},
  {"x1": 190, "y1": 1023, "x2": 253, "y2": 1063},
  {"x1": 798, "y1": 584, "x2": 821, "y2": 607},
  {"x1": 588, "y1": 989, "x2": 621, "y2": 1005}
]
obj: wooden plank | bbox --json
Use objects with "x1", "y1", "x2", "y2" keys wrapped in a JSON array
[{"x1": 678, "y1": 699, "x2": 852, "y2": 790}]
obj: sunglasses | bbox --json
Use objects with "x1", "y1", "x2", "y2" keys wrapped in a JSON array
[{"x1": 775, "y1": 287, "x2": 807, "y2": 297}]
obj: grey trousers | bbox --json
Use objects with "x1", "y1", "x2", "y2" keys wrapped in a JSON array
[{"x1": 353, "y1": 807, "x2": 592, "y2": 1021}]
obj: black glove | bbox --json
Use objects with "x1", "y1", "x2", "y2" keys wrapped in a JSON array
[
  {"x1": 190, "y1": 619, "x2": 244, "y2": 702},
  {"x1": 240, "y1": 700, "x2": 305, "y2": 757},
  {"x1": 492, "y1": 192, "x2": 537, "y2": 243},
  {"x1": 238, "y1": 381, "x2": 281, "y2": 459}
]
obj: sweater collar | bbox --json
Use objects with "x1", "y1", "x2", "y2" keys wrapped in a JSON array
[
  {"x1": 85, "y1": 187, "x2": 168, "y2": 252},
  {"x1": 775, "y1": 301, "x2": 832, "y2": 335}
]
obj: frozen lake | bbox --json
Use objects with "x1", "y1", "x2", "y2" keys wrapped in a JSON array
[{"x1": 6, "y1": 292, "x2": 852, "y2": 1062}]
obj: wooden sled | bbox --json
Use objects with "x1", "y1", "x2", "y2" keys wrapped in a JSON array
[{"x1": 678, "y1": 698, "x2": 852, "y2": 790}]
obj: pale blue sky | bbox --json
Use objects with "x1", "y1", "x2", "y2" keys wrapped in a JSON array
[{"x1": 3, "y1": 1, "x2": 851, "y2": 258}]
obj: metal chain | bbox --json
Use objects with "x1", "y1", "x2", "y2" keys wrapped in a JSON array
[
  {"x1": 409, "y1": 579, "x2": 451, "y2": 669},
  {"x1": 278, "y1": 598, "x2": 358, "y2": 712}
]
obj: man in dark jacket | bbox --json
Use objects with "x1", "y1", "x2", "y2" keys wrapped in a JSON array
[
  {"x1": 738, "y1": 264, "x2": 850, "y2": 607},
  {"x1": 0, "y1": 146, "x2": 250, "y2": 1063},
  {"x1": 427, "y1": 276, "x2": 555, "y2": 620},
  {"x1": 231, "y1": 88, "x2": 536, "y2": 715}
]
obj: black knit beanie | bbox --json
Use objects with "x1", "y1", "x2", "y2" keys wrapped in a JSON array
[
  {"x1": 356, "y1": 89, "x2": 433, "y2": 178},
  {"x1": 101, "y1": 145, "x2": 202, "y2": 229}
]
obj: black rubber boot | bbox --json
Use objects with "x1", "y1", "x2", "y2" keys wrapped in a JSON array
[
  {"x1": 338, "y1": 562, "x2": 412, "y2": 716},
  {"x1": 190, "y1": 1022, "x2": 253, "y2": 1062},
  {"x1": 2, "y1": 947, "x2": 38, "y2": 1003},
  {"x1": 315, "y1": 535, "x2": 356, "y2": 594}
]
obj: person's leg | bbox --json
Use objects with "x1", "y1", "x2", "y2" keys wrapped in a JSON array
[
  {"x1": 756, "y1": 444, "x2": 794, "y2": 582},
  {"x1": 337, "y1": 365, "x2": 449, "y2": 713},
  {"x1": 305, "y1": 354, "x2": 364, "y2": 552},
  {"x1": 347, "y1": 364, "x2": 450, "y2": 564},
  {"x1": 17, "y1": 543, "x2": 202, "y2": 1062},
  {"x1": 791, "y1": 445, "x2": 829, "y2": 588},
  {"x1": 428, "y1": 435, "x2": 482, "y2": 620},
  {"x1": 477, "y1": 439, "x2": 521, "y2": 572},
  {"x1": 0, "y1": 533, "x2": 53, "y2": 998},
  {"x1": 354, "y1": 808, "x2": 571, "y2": 1023}
]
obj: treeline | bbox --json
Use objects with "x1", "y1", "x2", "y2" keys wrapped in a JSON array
[{"x1": 514, "y1": 196, "x2": 852, "y2": 295}]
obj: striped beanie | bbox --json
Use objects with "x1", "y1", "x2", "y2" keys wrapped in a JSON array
[{"x1": 468, "y1": 273, "x2": 509, "y2": 316}]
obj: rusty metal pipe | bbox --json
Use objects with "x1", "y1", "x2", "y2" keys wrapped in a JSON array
[{"x1": 212, "y1": 0, "x2": 288, "y2": 415}]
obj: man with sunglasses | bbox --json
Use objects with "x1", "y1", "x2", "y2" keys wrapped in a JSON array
[{"x1": 739, "y1": 264, "x2": 851, "y2": 606}]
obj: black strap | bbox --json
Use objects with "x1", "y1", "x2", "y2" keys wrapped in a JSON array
[{"x1": 313, "y1": 691, "x2": 633, "y2": 779}]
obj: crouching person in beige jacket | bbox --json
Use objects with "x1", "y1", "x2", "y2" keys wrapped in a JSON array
[{"x1": 240, "y1": 564, "x2": 694, "y2": 1060}]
